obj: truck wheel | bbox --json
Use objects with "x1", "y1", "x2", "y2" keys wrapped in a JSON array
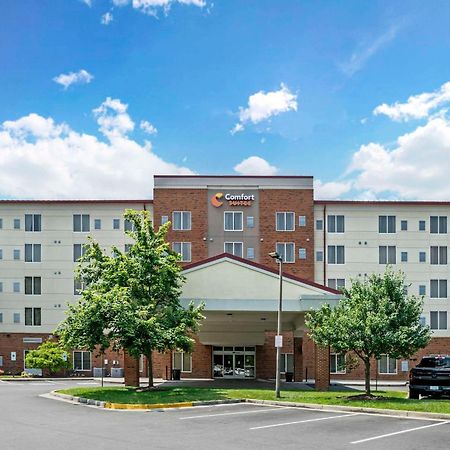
[{"x1": 409, "y1": 389, "x2": 420, "y2": 399}]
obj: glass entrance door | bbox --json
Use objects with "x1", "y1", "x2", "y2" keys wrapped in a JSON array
[{"x1": 212, "y1": 347, "x2": 256, "y2": 378}]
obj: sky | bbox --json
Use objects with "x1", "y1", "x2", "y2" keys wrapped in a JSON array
[{"x1": 2, "y1": 0, "x2": 450, "y2": 200}]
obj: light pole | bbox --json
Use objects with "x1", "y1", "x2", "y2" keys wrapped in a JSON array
[{"x1": 269, "y1": 251, "x2": 283, "y2": 399}]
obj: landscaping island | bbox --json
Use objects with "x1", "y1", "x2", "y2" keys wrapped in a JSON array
[{"x1": 57, "y1": 386, "x2": 450, "y2": 415}]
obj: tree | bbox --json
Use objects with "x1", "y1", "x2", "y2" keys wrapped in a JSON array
[
  {"x1": 56, "y1": 210, "x2": 204, "y2": 388},
  {"x1": 25, "y1": 341, "x2": 71, "y2": 375},
  {"x1": 306, "y1": 269, "x2": 431, "y2": 396}
]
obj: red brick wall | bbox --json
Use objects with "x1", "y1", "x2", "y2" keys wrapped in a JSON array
[
  {"x1": 256, "y1": 331, "x2": 294, "y2": 379},
  {"x1": 259, "y1": 189, "x2": 314, "y2": 280},
  {"x1": 153, "y1": 188, "x2": 208, "y2": 264}
]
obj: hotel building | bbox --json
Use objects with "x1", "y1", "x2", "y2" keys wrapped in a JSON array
[{"x1": 0, "y1": 175, "x2": 449, "y2": 386}]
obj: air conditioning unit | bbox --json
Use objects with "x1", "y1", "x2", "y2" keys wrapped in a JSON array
[
  {"x1": 93, "y1": 367, "x2": 106, "y2": 377},
  {"x1": 111, "y1": 368, "x2": 124, "y2": 378}
]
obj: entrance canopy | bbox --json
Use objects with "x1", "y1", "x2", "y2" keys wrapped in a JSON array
[{"x1": 180, "y1": 254, "x2": 340, "y2": 346}]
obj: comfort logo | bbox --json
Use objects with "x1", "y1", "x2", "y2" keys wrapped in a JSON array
[{"x1": 211, "y1": 192, "x2": 224, "y2": 207}]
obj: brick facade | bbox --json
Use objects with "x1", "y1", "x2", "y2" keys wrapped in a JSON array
[
  {"x1": 259, "y1": 188, "x2": 315, "y2": 280},
  {"x1": 153, "y1": 188, "x2": 208, "y2": 264},
  {"x1": 314, "y1": 344, "x2": 330, "y2": 390}
]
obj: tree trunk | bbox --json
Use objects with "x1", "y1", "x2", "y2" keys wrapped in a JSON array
[
  {"x1": 364, "y1": 358, "x2": 371, "y2": 396},
  {"x1": 147, "y1": 351, "x2": 153, "y2": 388}
]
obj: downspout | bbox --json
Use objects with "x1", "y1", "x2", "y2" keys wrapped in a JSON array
[{"x1": 323, "y1": 204, "x2": 327, "y2": 285}]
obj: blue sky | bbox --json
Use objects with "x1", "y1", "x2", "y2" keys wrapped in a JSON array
[{"x1": 1, "y1": 0, "x2": 450, "y2": 199}]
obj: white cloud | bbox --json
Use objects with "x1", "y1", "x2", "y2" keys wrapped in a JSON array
[
  {"x1": 347, "y1": 117, "x2": 450, "y2": 199},
  {"x1": 140, "y1": 120, "x2": 158, "y2": 135},
  {"x1": 101, "y1": 12, "x2": 114, "y2": 25},
  {"x1": 81, "y1": 0, "x2": 92, "y2": 6},
  {"x1": 112, "y1": 0, "x2": 205, "y2": 17},
  {"x1": 232, "y1": 83, "x2": 297, "y2": 133},
  {"x1": 0, "y1": 99, "x2": 193, "y2": 199},
  {"x1": 314, "y1": 180, "x2": 352, "y2": 199},
  {"x1": 233, "y1": 156, "x2": 278, "y2": 176},
  {"x1": 373, "y1": 81, "x2": 450, "y2": 122},
  {"x1": 53, "y1": 69, "x2": 94, "y2": 90},
  {"x1": 339, "y1": 26, "x2": 399, "y2": 76}
]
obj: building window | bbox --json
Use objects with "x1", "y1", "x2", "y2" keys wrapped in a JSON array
[
  {"x1": 330, "y1": 353, "x2": 346, "y2": 374},
  {"x1": 379, "y1": 215, "x2": 396, "y2": 233},
  {"x1": 379, "y1": 246, "x2": 396, "y2": 264},
  {"x1": 13, "y1": 218, "x2": 20, "y2": 230},
  {"x1": 0, "y1": 282, "x2": 3, "y2": 292},
  {"x1": 328, "y1": 215, "x2": 345, "y2": 233},
  {"x1": 0, "y1": 313, "x2": 2, "y2": 323},
  {"x1": 73, "y1": 244, "x2": 87, "y2": 262},
  {"x1": 124, "y1": 219, "x2": 135, "y2": 231},
  {"x1": 298, "y1": 248, "x2": 307, "y2": 260},
  {"x1": 276, "y1": 212, "x2": 295, "y2": 231},
  {"x1": 419, "y1": 220, "x2": 426, "y2": 231},
  {"x1": 246, "y1": 216, "x2": 254, "y2": 228},
  {"x1": 73, "y1": 214, "x2": 90, "y2": 232},
  {"x1": 124, "y1": 244, "x2": 132, "y2": 254},
  {"x1": 298, "y1": 215, "x2": 306, "y2": 227},
  {"x1": 419, "y1": 316, "x2": 426, "y2": 327},
  {"x1": 25, "y1": 244, "x2": 41, "y2": 263},
  {"x1": 94, "y1": 219, "x2": 101, "y2": 230},
  {"x1": 224, "y1": 211, "x2": 243, "y2": 231},
  {"x1": 13, "y1": 249, "x2": 20, "y2": 260},
  {"x1": 0, "y1": 218, "x2": 2, "y2": 229},
  {"x1": 419, "y1": 251, "x2": 426, "y2": 263},
  {"x1": 172, "y1": 242, "x2": 192, "y2": 262},
  {"x1": 419, "y1": 285, "x2": 426, "y2": 296},
  {"x1": 161, "y1": 215, "x2": 169, "y2": 226},
  {"x1": 378, "y1": 355, "x2": 397, "y2": 374},
  {"x1": 173, "y1": 351, "x2": 192, "y2": 372},
  {"x1": 25, "y1": 214, "x2": 41, "y2": 232},
  {"x1": 401, "y1": 220, "x2": 408, "y2": 231},
  {"x1": 172, "y1": 211, "x2": 191, "y2": 231},
  {"x1": 430, "y1": 216, "x2": 447, "y2": 234},
  {"x1": 316, "y1": 219, "x2": 323, "y2": 231},
  {"x1": 224, "y1": 242, "x2": 243, "y2": 258},
  {"x1": 25, "y1": 277, "x2": 41, "y2": 295},
  {"x1": 430, "y1": 246, "x2": 447, "y2": 265},
  {"x1": 73, "y1": 351, "x2": 91, "y2": 371},
  {"x1": 246, "y1": 247, "x2": 255, "y2": 259},
  {"x1": 25, "y1": 308, "x2": 41, "y2": 326},
  {"x1": 430, "y1": 311, "x2": 447, "y2": 330},
  {"x1": 13, "y1": 282, "x2": 20, "y2": 293},
  {"x1": 316, "y1": 251, "x2": 323, "y2": 262},
  {"x1": 13, "y1": 312, "x2": 20, "y2": 323},
  {"x1": 74, "y1": 279, "x2": 85, "y2": 296},
  {"x1": 328, "y1": 279, "x2": 345, "y2": 290},
  {"x1": 401, "y1": 251, "x2": 408, "y2": 263},
  {"x1": 327, "y1": 245, "x2": 345, "y2": 264},
  {"x1": 113, "y1": 219, "x2": 120, "y2": 230},
  {"x1": 430, "y1": 279, "x2": 447, "y2": 298},
  {"x1": 280, "y1": 353, "x2": 294, "y2": 374},
  {"x1": 276, "y1": 243, "x2": 295, "y2": 263}
]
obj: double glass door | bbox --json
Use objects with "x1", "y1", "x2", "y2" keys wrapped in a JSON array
[{"x1": 213, "y1": 346, "x2": 255, "y2": 378}]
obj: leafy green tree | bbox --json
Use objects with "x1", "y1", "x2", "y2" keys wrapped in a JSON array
[
  {"x1": 25, "y1": 341, "x2": 71, "y2": 375},
  {"x1": 306, "y1": 269, "x2": 431, "y2": 395},
  {"x1": 56, "y1": 210, "x2": 204, "y2": 388}
]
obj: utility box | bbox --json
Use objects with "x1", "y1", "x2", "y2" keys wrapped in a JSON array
[
  {"x1": 93, "y1": 368, "x2": 106, "y2": 377},
  {"x1": 111, "y1": 368, "x2": 124, "y2": 378}
]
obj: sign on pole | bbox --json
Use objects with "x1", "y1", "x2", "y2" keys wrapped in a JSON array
[{"x1": 275, "y1": 335, "x2": 283, "y2": 348}]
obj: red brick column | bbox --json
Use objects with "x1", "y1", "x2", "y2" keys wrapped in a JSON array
[
  {"x1": 294, "y1": 337, "x2": 303, "y2": 382},
  {"x1": 314, "y1": 344, "x2": 330, "y2": 390},
  {"x1": 124, "y1": 352, "x2": 140, "y2": 387}
]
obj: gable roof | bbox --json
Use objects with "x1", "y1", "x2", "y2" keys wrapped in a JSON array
[{"x1": 182, "y1": 252, "x2": 340, "y2": 295}]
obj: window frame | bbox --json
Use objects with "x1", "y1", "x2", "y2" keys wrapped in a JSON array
[
  {"x1": 25, "y1": 244, "x2": 41, "y2": 263},
  {"x1": 327, "y1": 215, "x2": 345, "y2": 233},
  {"x1": 327, "y1": 245, "x2": 345, "y2": 265},
  {"x1": 73, "y1": 350, "x2": 92, "y2": 371},
  {"x1": 276, "y1": 242, "x2": 295, "y2": 263},
  {"x1": 24, "y1": 307, "x2": 41, "y2": 326},
  {"x1": 224, "y1": 241, "x2": 243, "y2": 258},
  {"x1": 378, "y1": 215, "x2": 396, "y2": 234},
  {"x1": 172, "y1": 211, "x2": 192, "y2": 231},
  {"x1": 172, "y1": 242, "x2": 192, "y2": 262},
  {"x1": 172, "y1": 351, "x2": 192, "y2": 373},
  {"x1": 280, "y1": 353, "x2": 294, "y2": 374},
  {"x1": 25, "y1": 214, "x2": 42, "y2": 232},
  {"x1": 73, "y1": 214, "x2": 90, "y2": 232},
  {"x1": 275, "y1": 212, "x2": 295, "y2": 231},
  {"x1": 378, "y1": 354, "x2": 397, "y2": 375},
  {"x1": 224, "y1": 211, "x2": 243, "y2": 232},
  {"x1": 330, "y1": 353, "x2": 346, "y2": 374}
]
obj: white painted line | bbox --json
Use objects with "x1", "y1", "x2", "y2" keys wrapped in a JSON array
[
  {"x1": 77, "y1": 382, "x2": 99, "y2": 385},
  {"x1": 350, "y1": 421, "x2": 450, "y2": 444},
  {"x1": 250, "y1": 413, "x2": 360, "y2": 430},
  {"x1": 180, "y1": 407, "x2": 291, "y2": 420}
]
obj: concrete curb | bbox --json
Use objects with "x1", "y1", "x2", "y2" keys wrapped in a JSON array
[
  {"x1": 51, "y1": 391, "x2": 242, "y2": 410},
  {"x1": 245, "y1": 399, "x2": 450, "y2": 421},
  {"x1": 1, "y1": 377, "x2": 94, "y2": 382},
  {"x1": 49, "y1": 391, "x2": 450, "y2": 419}
]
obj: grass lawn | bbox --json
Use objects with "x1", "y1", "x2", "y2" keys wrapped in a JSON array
[{"x1": 57, "y1": 386, "x2": 450, "y2": 414}]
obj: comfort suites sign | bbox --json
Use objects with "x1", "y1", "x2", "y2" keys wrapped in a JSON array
[{"x1": 211, "y1": 192, "x2": 255, "y2": 207}]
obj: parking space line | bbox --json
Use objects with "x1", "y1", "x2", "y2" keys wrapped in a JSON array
[
  {"x1": 350, "y1": 420, "x2": 449, "y2": 444},
  {"x1": 250, "y1": 412, "x2": 360, "y2": 430},
  {"x1": 180, "y1": 406, "x2": 291, "y2": 420}
]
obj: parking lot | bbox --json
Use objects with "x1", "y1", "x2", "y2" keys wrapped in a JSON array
[{"x1": 0, "y1": 380, "x2": 448, "y2": 449}]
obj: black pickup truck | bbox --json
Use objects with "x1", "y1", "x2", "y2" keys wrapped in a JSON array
[{"x1": 409, "y1": 355, "x2": 450, "y2": 399}]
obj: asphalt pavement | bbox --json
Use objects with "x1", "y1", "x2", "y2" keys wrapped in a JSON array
[{"x1": 0, "y1": 379, "x2": 447, "y2": 450}]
